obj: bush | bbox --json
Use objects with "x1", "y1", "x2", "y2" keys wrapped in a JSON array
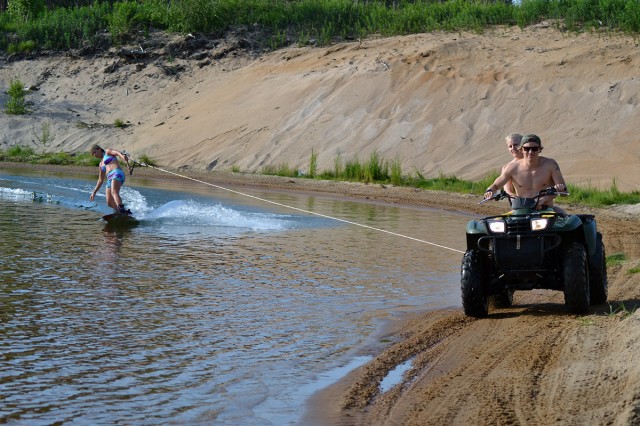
[{"x1": 5, "y1": 78, "x2": 27, "y2": 114}]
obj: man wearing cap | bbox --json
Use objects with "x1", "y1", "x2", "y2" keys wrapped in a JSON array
[{"x1": 484, "y1": 134, "x2": 567, "y2": 210}]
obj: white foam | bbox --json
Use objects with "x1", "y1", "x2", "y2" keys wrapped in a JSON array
[{"x1": 143, "y1": 200, "x2": 292, "y2": 230}]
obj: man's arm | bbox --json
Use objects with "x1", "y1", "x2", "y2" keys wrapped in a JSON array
[
  {"x1": 550, "y1": 159, "x2": 566, "y2": 191},
  {"x1": 502, "y1": 163, "x2": 517, "y2": 196},
  {"x1": 484, "y1": 164, "x2": 514, "y2": 199},
  {"x1": 539, "y1": 159, "x2": 567, "y2": 206}
]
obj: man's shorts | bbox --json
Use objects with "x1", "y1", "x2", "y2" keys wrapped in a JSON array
[{"x1": 106, "y1": 168, "x2": 125, "y2": 188}]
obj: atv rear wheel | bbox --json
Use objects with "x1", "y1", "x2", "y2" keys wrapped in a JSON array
[
  {"x1": 563, "y1": 242, "x2": 590, "y2": 314},
  {"x1": 589, "y1": 232, "x2": 608, "y2": 305},
  {"x1": 461, "y1": 249, "x2": 489, "y2": 317}
]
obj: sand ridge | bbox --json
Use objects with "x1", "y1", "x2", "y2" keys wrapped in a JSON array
[{"x1": 1, "y1": 24, "x2": 639, "y2": 190}]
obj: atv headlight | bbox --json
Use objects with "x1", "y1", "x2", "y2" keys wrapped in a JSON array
[
  {"x1": 530, "y1": 218, "x2": 549, "y2": 231},
  {"x1": 487, "y1": 220, "x2": 506, "y2": 233}
]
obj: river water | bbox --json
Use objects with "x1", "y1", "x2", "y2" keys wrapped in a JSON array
[{"x1": 0, "y1": 167, "x2": 470, "y2": 425}]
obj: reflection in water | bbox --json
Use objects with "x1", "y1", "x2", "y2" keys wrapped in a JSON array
[{"x1": 0, "y1": 169, "x2": 469, "y2": 425}]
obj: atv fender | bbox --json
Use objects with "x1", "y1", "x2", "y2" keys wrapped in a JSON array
[{"x1": 577, "y1": 215, "x2": 598, "y2": 256}]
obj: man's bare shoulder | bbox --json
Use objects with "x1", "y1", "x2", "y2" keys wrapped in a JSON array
[{"x1": 539, "y1": 156, "x2": 560, "y2": 170}]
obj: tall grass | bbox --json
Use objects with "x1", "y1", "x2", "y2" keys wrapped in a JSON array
[
  {"x1": 567, "y1": 180, "x2": 640, "y2": 206},
  {"x1": 309, "y1": 148, "x2": 318, "y2": 178},
  {"x1": 0, "y1": 146, "x2": 98, "y2": 166},
  {"x1": 2, "y1": 0, "x2": 640, "y2": 52},
  {"x1": 260, "y1": 149, "x2": 640, "y2": 208}
]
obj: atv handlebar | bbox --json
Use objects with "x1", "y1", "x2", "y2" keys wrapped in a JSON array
[{"x1": 479, "y1": 187, "x2": 570, "y2": 205}]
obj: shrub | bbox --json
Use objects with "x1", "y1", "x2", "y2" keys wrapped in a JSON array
[
  {"x1": 5, "y1": 78, "x2": 27, "y2": 114},
  {"x1": 309, "y1": 148, "x2": 318, "y2": 178}
]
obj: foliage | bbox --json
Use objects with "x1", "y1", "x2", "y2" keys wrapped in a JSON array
[
  {"x1": 2, "y1": 0, "x2": 640, "y2": 53},
  {"x1": 5, "y1": 78, "x2": 27, "y2": 114},
  {"x1": 265, "y1": 150, "x2": 639, "y2": 208},
  {"x1": 6, "y1": 39, "x2": 36, "y2": 54},
  {"x1": 390, "y1": 158, "x2": 402, "y2": 186},
  {"x1": 137, "y1": 154, "x2": 156, "y2": 167},
  {"x1": 7, "y1": 0, "x2": 45, "y2": 22},
  {"x1": 0, "y1": 145, "x2": 98, "y2": 167},
  {"x1": 565, "y1": 180, "x2": 640, "y2": 206},
  {"x1": 5, "y1": 145, "x2": 35, "y2": 158},
  {"x1": 261, "y1": 162, "x2": 298, "y2": 177},
  {"x1": 309, "y1": 148, "x2": 318, "y2": 178},
  {"x1": 606, "y1": 252, "x2": 626, "y2": 267},
  {"x1": 33, "y1": 121, "x2": 54, "y2": 150},
  {"x1": 14, "y1": 2, "x2": 110, "y2": 50},
  {"x1": 606, "y1": 301, "x2": 638, "y2": 318}
]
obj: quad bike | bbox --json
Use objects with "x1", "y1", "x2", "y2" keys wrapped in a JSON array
[{"x1": 461, "y1": 187, "x2": 607, "y2": 317}]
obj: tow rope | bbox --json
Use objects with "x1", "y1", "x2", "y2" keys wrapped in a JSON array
[{"x1": 127, "y1": 158, "x2": 465, "y2": 255}]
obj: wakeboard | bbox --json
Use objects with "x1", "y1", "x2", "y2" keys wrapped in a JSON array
[{"x1": 102, "y1": 212, "x2": 139, "y2": 226}]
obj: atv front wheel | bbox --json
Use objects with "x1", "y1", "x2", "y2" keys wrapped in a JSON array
[
  {"x1": 563, "y1": 242, "x2": 590, "y2": 314},
  {"x1": 461, "y1": 249, "x2": 489, "y2": 317},
  {"x1": 589, "y1": 232, "x2": 608, "y2": 305}
]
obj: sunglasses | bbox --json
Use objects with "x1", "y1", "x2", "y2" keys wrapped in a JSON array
[{"x1": 521, "y1": 146, "x2": 541, "y2": 153}]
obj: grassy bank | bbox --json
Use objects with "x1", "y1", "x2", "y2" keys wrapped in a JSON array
[
  {"x1": 1, "y1": 0, "x2": 639, "y2": 53},
  {"x1": 3, "y1": 146, "x2": 639, "y2": 208}
]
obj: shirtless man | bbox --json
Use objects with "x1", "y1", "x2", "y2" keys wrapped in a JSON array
[
  {"x1": 484, "y1": 134, "x2": 567, "y2": 210},
  {"x1": 502, "y1": 133, "x2": 522, "y2": 196}
]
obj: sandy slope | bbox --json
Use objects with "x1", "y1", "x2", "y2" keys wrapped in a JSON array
[
  {"x1": 2, "y1": 21, "x2": 640, "y2": 424},
  {"x1": 1, "y1": 24, "x2": 639, "y2": 190}
]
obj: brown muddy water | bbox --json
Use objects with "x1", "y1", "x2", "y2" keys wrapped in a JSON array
[{"x1": 0, "y1": 167, "x2": 472, "y2": 425}]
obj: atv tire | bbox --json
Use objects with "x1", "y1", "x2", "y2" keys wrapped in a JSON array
[
  {"x1": 461, "y1": 249, "x2": 489, "y2": 317},
  {"x1": 563, "y1": 242, "x2": 590, "y2": 314},
  {"x1": 589, "y1": 232, "x2": 608, "y2": 305},
  {"x1": 492, "y1": 289, "x2": 515, "y2": 309}
]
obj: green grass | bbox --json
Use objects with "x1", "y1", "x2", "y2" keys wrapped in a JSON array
[
  {"x1": 0, "y1": 146, "x2": 98, "y2": 166},
  {"x1": 260, "y1": 162, "x2": 298, "y2": 177},
  {"x1": 566, "y1": 179, "x2": 640, "y2": 206},
  {"x1": 136, "y1": 154, "x2": 156, "y2": 167},
  {"x1": 258, "y1": 149, "x2": 639, "y2": 207},
  {"x1": 2, "y1": 0, "x2": 640, "y2": 53},
  {"x1": 309, "y1": 148, "x2": 318, "y2": 178},
  {"x1": 628, "y1": 266, "x2": 640, "y2": 275},
  {"x1": 0, "y1": 145, "x2": 154, "y2": 168},
  {"x1": 606, "y1": 302, "x2": 638, "y2": 318},
  {"x1": 607, "y1": 253, "x2": 627, "y2": 267}
]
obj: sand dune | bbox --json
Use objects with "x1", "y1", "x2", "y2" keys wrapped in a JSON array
[{"x1": 1, "y1": 24, "x2": 639, "y2": 191}]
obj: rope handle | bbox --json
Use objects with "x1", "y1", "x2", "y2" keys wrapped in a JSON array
[{"x1": 121, "y1": 151, "x2": 149, "y2": 175}]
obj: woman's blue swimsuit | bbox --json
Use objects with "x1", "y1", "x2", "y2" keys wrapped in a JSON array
[{"x1": 101, "y1": 153, "x2": 125, "y2": 188}]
